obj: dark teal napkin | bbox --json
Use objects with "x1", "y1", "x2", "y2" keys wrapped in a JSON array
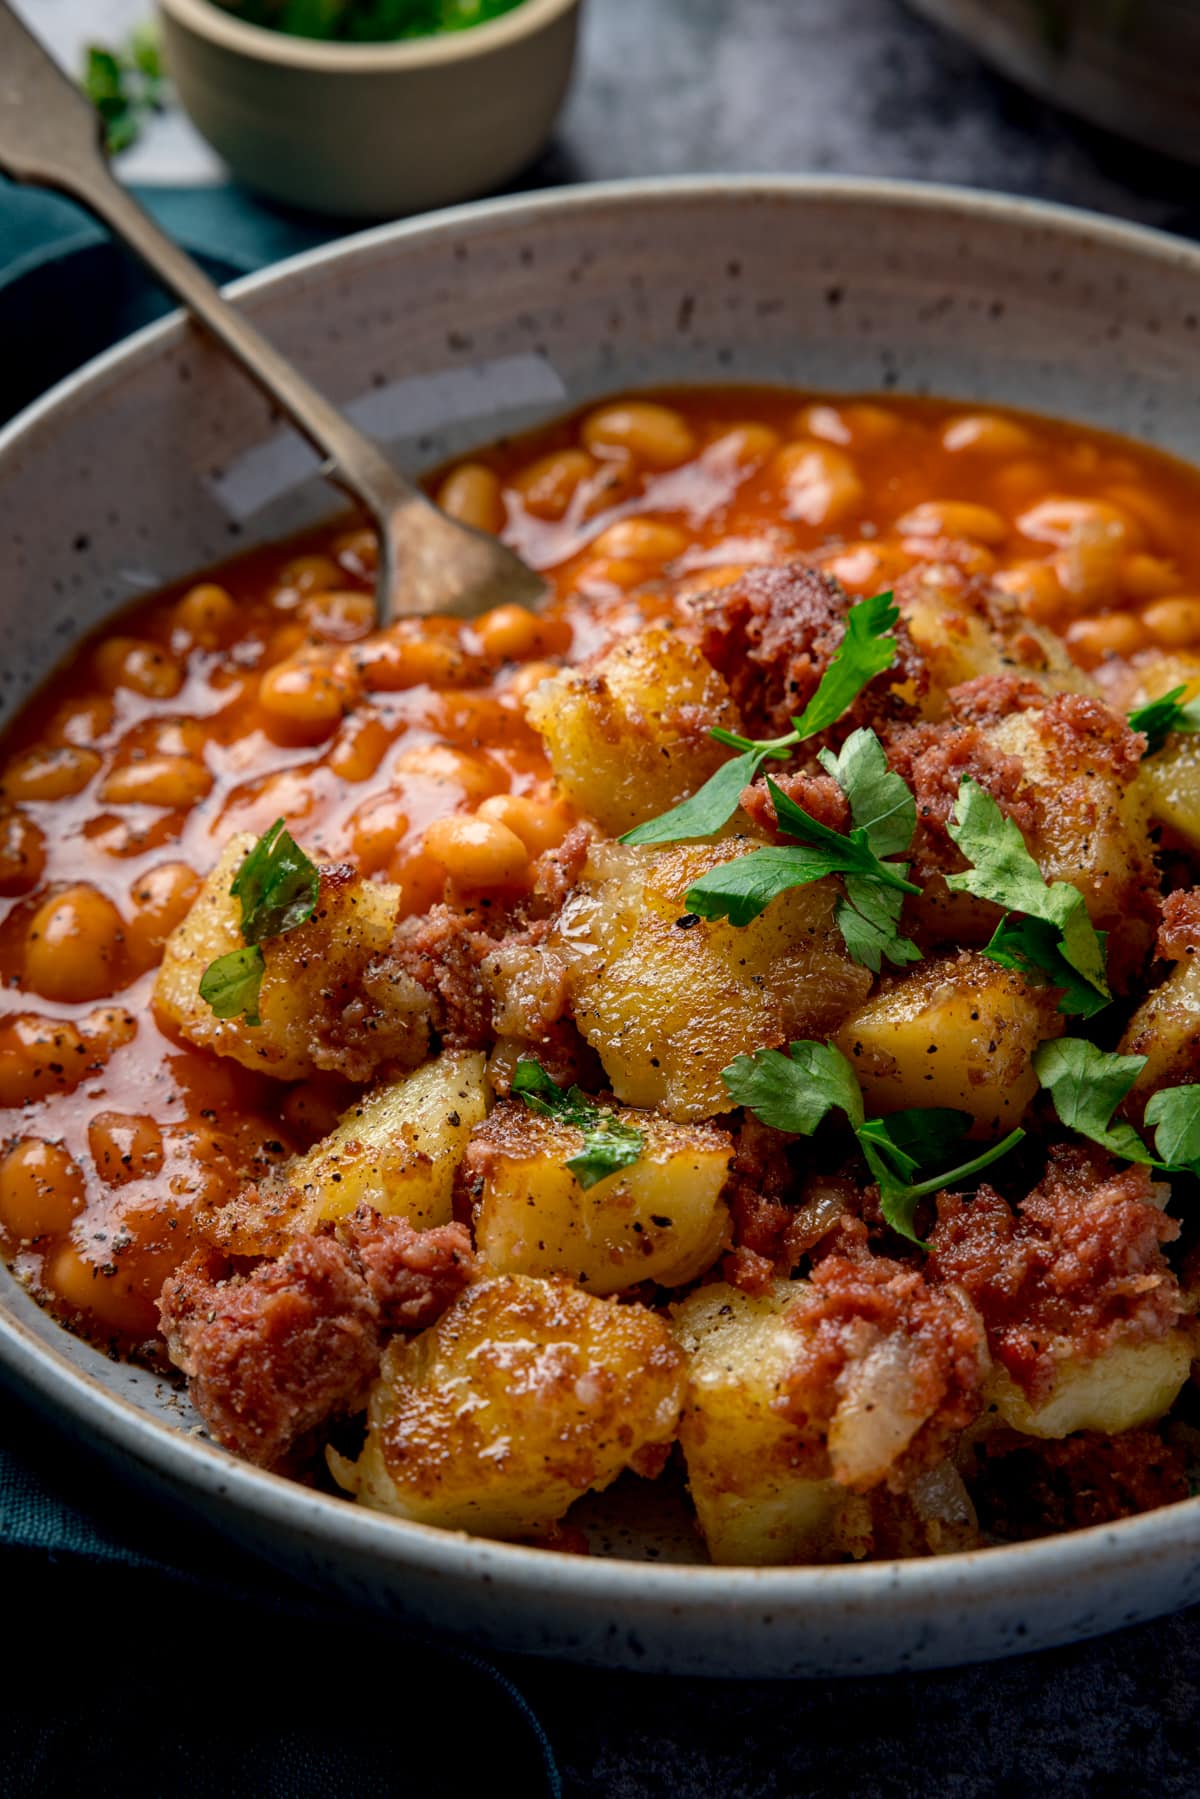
[{"x1": 0, "y1": 176, "x2": 559, "y2": 1798}]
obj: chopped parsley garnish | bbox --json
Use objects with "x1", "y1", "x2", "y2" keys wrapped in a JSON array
[
  {"x1": 1035, "y1": 1038, "x2": 1200, "y2": 1177},
  {"x1": 217, "y1": 0, "x2": 526, "y2": 43},
  {"x1": 1128, "y1": 686, "x2": 1200, "y2": 757},
  {"x1": 720, "y1": 1040, "x2": 1023, "y2": 1246},
  {"x1": 199, "y1": 820, "x2": 320, "y2": 1027},
  {"x1": 945, "y1": 778, "x2": 1110, "y2": 1017},
  {"x1": 682, "y1": 728, "x2": 921, "y2": 970},
  {"x1": 621, "y1": 591, "x2": 901, "y2": 849},
  {"x1": 82, "y1": 25, "x2": 166, "y2": 155},
  {"x1": 512, "y1": 1058, "x2": 645, "y2": 1190}
]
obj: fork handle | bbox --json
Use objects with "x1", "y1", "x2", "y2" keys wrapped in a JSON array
[{"x1": 0, "y1": 1, "x2": 415, "y2": 522}]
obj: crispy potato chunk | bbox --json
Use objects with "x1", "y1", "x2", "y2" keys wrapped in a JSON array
[
  {"x1": 155, "y1": 835, "x2": 430, "y2": 1081},
  {"x1": 526, "y1": 628, "x2": 741, "y2": 835},
  {"x1": 469, "y1": 1098, "x2": 732, "y2": 1293},
  {"x1": 988, "y1": 1331, "x2": 1196, "y2": 1439},
  {"x1": 672, "y1": 1283, "x2": 846, "y2": 1566},
  {"x1": 333, "y1": 1274, "x2": 686, "y2": 1538},
  {"x1": 834, "y1": 950, "x2": 1063, "y2": 1135},
  {"x1": 1121, "y1": 932, "x2": 1200, "y2": 1112},
  {"x1": 899, "y1": 564, "x2": 1089, "y2": 716},
  {"x1": 554, "y1": 839, "x2": 871, "y2": 1121},
  {"x1": 1109, "y1": 654, "x2": 1200, "y2": 851},
  {"x1": 210, "y1": 1051, "x2": 489, "y2": 1257}
]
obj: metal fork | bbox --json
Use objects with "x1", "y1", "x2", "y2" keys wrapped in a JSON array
[{"x1": 0, "y1": 2, "x2": 548, "y2": 622}]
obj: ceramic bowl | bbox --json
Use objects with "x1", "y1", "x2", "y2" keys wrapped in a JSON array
[
  {"x1": 3, "y1": 177, "x2": 1200, "y2": 1677},
  {"x1": 156, "y1": 0, "x2": 582, "y2": 218}
]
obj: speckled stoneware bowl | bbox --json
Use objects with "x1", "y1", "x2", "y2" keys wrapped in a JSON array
[{"x1": 2, "y1": 178, "x2": 1200, "y2": 1678}]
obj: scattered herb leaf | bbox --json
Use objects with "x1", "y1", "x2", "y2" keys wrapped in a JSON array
[
  {"x1": 512, "y1": 1057, "x2": 645, "y2": 1189},
  {"x1": 217, "y1": 0, "x2": 526, "y2": 43},
  {"x1": 721, "y1": 1041, "x2": 1023, "y2": 1246},
  {"x1": 82, "y1": 25, "x2": 166, "y2": 156},
  {"x1": 1145, "y1": 1086, "x2": 1200, "y2": 1176},
  {"x1": 1032, "y1": 1038, "x2": 1156, "y2": 1164},
  {"x1": 198, "y1": 945, "x2": 266, "y2": 1027},
  {"x1": 1128, "y1": 685, "x2": 1200, "y2": 757},
  {"x1": 945, "y1": 778, "x2": 1110, "y2": 1016},
  {"x1": 621, "y1": 592, "x2": 900, "y2": 848}
]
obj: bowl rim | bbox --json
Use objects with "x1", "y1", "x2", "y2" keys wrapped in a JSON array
[
  {"x1": 4, "y1": 172, "x2": 1200, "y2": 1628},
  {"x1": 156, "y1": 0, "x2": 581, "y2": 71}
]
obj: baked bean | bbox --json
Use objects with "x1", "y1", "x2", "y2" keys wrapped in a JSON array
[
  {"x1": 941, "y1": 413, "x2": 1034, "y2": 456},
  {"x1": 393, "y1": 743, "x2": 504, "y2": 803},
  {"x1": 0, "y1": 808, "x2": 45, "y2": 895},
  {"x1": 796, "y1": 402, "x2": 899, "y2": 449},
  {"x1": 424, "y1": 814, "x2": 530, "y2": 887},
  {"x1": 477, "y1": 793, "x2": 571, "y2": 855},
  {"x1": 771, "y1": 442, "x2": 864, "y2": 528},
  {"x1": 387, "y1": 846, "x2": 447, "y2": 917},
  {"x1": 507, "y1": 660, "x2": 561, "y2": 705},
  {"x1": 353, "y1": 625, "x2": 479, "y2": 692},
  {"x1": 259, "y1": 653, "x2": 358, "y2": 740},
  {"x1": 704, "y1": 423, "x2": 781, "y2": 465},
  {"x1": 47, "y1": 694, "x2": 114, "y2": 748},
  {"x1": 510, "y1": 449, "x2": 595, "y2": 521},
  {"x1": 99, "y1": 755, "x2": 213, "y2": 809},
  {"x1": 581, "y1": 401, "x2": 695, "y2": 468},
  {"x1": 275, "y1": 553, "x2": 343, "y2": 599},
  {"x1": 24, "y1": 884, "x2": 125, "y2": 1003},
  {"x1": 0, "y1": 1139, "x2": 85, "y2": 1240},
  {"x1": 325, "y1": 711, "x2": 389, "y2": 784},
  {"x1": 474, "y1": 604, "x2": 570, "y2": 664},
  {"x1": 993, "y1": 561, "x2": 1063, "y2": 622},
  {"x1": 88, "y1": 1112, "x2": 164, "y2": 1186},
  {"x1": 436, "y1": 462, "x2": 505, "y2": 535},
  {"x1": 990, "y1": 460, "x2": 1054, "y2": 508},
  {"x1": 1141, "y1": 596, "x2": 1200, "y2": 649},
  {"x1": 1055, "y1": 517, "x2": 1129, "y2": 614},
  {"x1": 589, "y1": 518, "x2": 689, "y2": 563},
  {"x1": 44, "y1": 1241, "x2": 157, "y2": 1336},
  {"x1": 898, "y1": 535, "x2": 995, "y2": 578},
  {"x1": 300, "y1": 590, "x2": 376, "y2": 642},
  {"x1": 93, "y1": 637, "x2": 184, "y2": 699},
  {"x1": 820, "y1": 543, "x2": 907, "y2": 595},
  {"x1": 894, "y1": 501, "x2": 1008, "y2": 545},
  {"x1": 1122, "y1": 553, "x2": 1181, "y2": 601},
  {"x1": 347, "y1": 793, "x2": 409, "y2": 874},
  {"x1": 125, "y1": 862, "x2": 201, "y2": 968},
  {"x1": 1065, "y1": 613, "x2": 1149, "y2": 667},
  {"x1": 1104, "y1": 484, "x2": 1179, "y2": 552},
  {"x1": 2, "y1": 744, "x2": 100, "y2": 802},
  {"x1": 78, "y1": 1004, "x2": 138, "y2": 1061},
  {"x1": 1017, "y1": 495, "x2": 1143, "y2": 550},
  {"x1": 263, "y1": 622, "x2": 311, "y2": 667},
  {"x1": 174, "y1": 583, "x2": 237, "y2": 647},
  {"x1": 0, "y1": 1015, "x2": 87, "y2": 1108},
  {"x1": 573, "y1": 555, "x2": 646, "y2": 592},
  {"x1": 332, "y1": 527, "x2": 379, "y2": 580}
]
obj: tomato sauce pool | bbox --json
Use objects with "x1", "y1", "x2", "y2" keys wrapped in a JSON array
[{"x1": 3, "y1": 387, "x2": 1200, "y2": 1351}]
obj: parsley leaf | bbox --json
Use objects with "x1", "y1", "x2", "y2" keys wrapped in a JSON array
[
  {"x1": 621, "y1": 591, "x2": 900, "y2": 848},
  {"x1": 1032, "y1": 1038, "x2": 1156, "y2": 1164},
  {"x1": 200, "y1": 820, "x2": 320, "y2": 1025},
  {"x1": 231, "y1": 818, "x2": 320, "y2": 945},
  {"x1": 1145, "y1": 1087, "x2": 1200, "y2": 1175},
  {"x1": 511, "y1": 1058, "x2": 645, "y2": 1190},
  {"x1": 82, "y1": 26, "x2": 166, "y2": 156},
  {"x1": 1128, "y1": 686, "x2": 1200, "y2": 757},
  {"x1": 721, "y1": 1041, "x2": 1023, "y2": 1246},
  {"x1": 198, "y1": 945, "x2": 266, "y2": 1027},
  {"x1": 945, "y1": 778, "x2": 1110, "y2": 1017},
  {"x1": 819, "y1": 728, "x2": 921, "y2": 971}
]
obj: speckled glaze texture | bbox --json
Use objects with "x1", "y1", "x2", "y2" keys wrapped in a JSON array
[{"x1": 2, "y1": 179, "x2": 1200, "y2": 1677}]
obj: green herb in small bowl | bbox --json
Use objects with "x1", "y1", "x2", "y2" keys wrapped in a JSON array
[{"x1": 215, "y1": 0, "x2": 527, "y2": 40}]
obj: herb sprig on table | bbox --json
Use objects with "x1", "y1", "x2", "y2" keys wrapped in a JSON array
[
  {"x1": 217, "y1": 0, "x2": 525, "y2": 41},
  {"x1": 82, "y1": 25, "x2": 166, "y2": 155},
  {"x1": 199, "y1": 819, "x2": 320, "y2": 1027},
  {"x1": 512, "y1": 1058, "x2": 645, "y2": 1189},
  {"x1": 721, "y1": 1040, "x2": 1024, "y2": 1245}
]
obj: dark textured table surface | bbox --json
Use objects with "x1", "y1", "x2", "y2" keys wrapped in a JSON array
[
  {"x1": 521, "y1": 4, "x2": 1200, "y2": 1792},
  {"x1": 9, "y1": 3, "x2": 1200, "y2": 1795}
]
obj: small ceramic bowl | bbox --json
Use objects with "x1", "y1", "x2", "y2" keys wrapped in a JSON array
[{"x1": 156, "y1": 0, "x2": 582, "y2": 219}]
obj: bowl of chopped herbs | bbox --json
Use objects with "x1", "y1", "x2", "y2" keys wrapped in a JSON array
[{"x1": 156, "y1": 0, "x2": 581, "y2": 216}]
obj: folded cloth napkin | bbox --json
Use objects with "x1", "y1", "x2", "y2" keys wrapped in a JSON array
[{"x1": 0, "y1": 177, "x2": 560, "y2": 1799}]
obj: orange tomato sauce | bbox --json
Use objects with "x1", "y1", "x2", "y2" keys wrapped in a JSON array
[{"x1": 4, "y1": 386, "x2": 1200, "y2": 1351}]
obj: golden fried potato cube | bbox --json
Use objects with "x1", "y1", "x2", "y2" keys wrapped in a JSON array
[
  {"x1": 333, "y1": 1274, "x2": 686, "y2": 1539},
  {"x1": 900, "y1": 566, "x2": 1087, "y2": 715},
  {"x1": 554, "y1": 840, "x2": 871, "y2": 1122},
  {"x1": 1122, "y1": 955, "x2": 1200, "y2": 1112},
  {"x1": 834, "y1": 950, "x2": 1062, "y2": 1136},
  {"x1": 210, "y1": 1050, "x2": 489, "y2": 1256},
  {"x1": 470, "y1": 1098, "x2": 732, "y2": 1294},
  {"x1": 154, "y1": 834, "x2": 430, "y2": 1081},
  {"x1": 988, "y1": 1331, "x2": 1196, "y2": 1439},
  {"x1": 526, "y1": 628, "x2": 741, "y2": 835},
  {"x1": 672, "y1": 1282, "x2": 845, "y2": 1566}
]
